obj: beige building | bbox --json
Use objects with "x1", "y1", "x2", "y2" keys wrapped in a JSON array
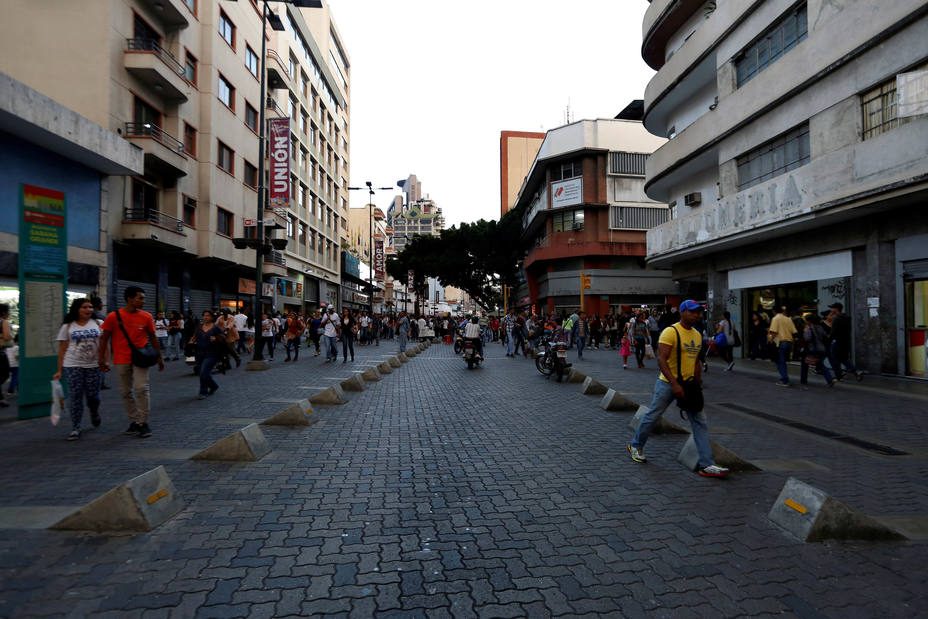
[
  {"x1": 0, "y1": 0, "x2": 350, "y2": 315},
  {"x1": 500, "y1": 130, "x2": 545, "y2": 217}
]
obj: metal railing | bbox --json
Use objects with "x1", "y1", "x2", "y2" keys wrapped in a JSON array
[
  {"x1": 266, "y1": 96, "x2": 287, "y2": 117},
  {"x1": 124, "y1": 207, "x2": 185, "y2": 232},
  {"x1": 608, "y1": 205, "x2": 670, "y2": 230},
  {"x1": 267, "y1": 49, "x2": 290, "y2": 78},
  {"x1": 126, "y1": 38, "x2": 185, "y2": 76},
  {"x1": 266, "y1": 250, "x2": 286, "y2": 267},
  {"x1": 124, "y1": 122, "x2": 185, "y2": 153}
]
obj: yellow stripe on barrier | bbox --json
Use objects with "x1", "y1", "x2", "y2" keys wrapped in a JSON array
[
  {"x1": 147, "y1": 489, "x2": 168, "y2": 504},
  {"x1": 785, "y1": 498, "x2": 807, "y2": 514}
]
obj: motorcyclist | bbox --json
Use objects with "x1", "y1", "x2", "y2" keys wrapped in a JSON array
[{"x1": 464, "y1": 315, "x2": 484, "y2": 359}]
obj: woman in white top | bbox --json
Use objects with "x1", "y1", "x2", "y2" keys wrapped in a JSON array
[
  {"x1": 716, "y1": 310, "x2": 734, "y2": 371},
  {"x1": 53, "y1": 298, "x2": 104, "y2": 440}
]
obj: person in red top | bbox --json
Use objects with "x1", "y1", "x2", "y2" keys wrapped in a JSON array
[{"x1": 98, "y1": 286, "x2": 164, "y2": 438}]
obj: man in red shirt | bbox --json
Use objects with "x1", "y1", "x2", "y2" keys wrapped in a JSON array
[{"x1": 98, "y1": 286, "x2": 164, "y2": 438}]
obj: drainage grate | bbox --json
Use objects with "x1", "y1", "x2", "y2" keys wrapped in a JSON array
[{"x1": 715, "y1": 402, "x2": 910, "y2": 456}]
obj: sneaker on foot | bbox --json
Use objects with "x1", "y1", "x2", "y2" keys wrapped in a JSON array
[
  {"x1": 90, "y1": 411, "x2": 101, "y2": 428},
  {"x1": 197, "y1": 394, "x2": 207, "y2": 400},
  {"x1": 123, "y1": 422, "x2": 142, "y2": 435},
  {"x1": 828, "y1": 379, "x2": 837, "y2": 387},
  {"x1": 775, "y1": 381, "x2": 791, "y2": 387},
  {"x1": 67, "y1": 429, "x2": 80, "y2": 441},
  {"x1": 727, "y1": 361, "x2": 735, "y2": 371},
  {"x1": 699, "y1": 465, "x2": 729, "y2": 477},
  {"x1": 855, "y1": 371, "x2": 864, "y2": 381},
  {"x1": 208, "y1": 385, "x2": 219, "y2": 395},
  {"x1": 627, "y1": 443, "x2": 646, "y2": 463},
  {"x1": 137, "y1": 423, "x2": 152, "y2": 438}
]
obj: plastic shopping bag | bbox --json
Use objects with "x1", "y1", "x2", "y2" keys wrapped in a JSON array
[
  {"x1": 644, "y1": 344, "x2": 655, "y2": 360},
  {"x1": 50, "y1": 379, "x2": 65, "y2": 426}
]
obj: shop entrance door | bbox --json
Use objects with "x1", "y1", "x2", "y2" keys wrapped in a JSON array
[{"x1": 904, "y1": 278, "x2": 928, "y2": 377}]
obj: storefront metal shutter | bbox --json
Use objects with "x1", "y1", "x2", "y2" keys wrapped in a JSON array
[
  {"x1": 115, "y1": 280, "x2": 157, "y2": 309},
  {"x1": 188, "y1": 289, "x2": 214, "y2": 315},
  {"x1": 903, "y1": 259, "x2": 928, "y2": 280},
  {"x1": 166, "y1": 286, "x2": 182, "y2": 314}
]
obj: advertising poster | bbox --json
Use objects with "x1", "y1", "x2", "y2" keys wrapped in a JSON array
[
  {"x1": 268, "y1": 118, "x2": 291, "y2": 208},
  {"x1": 374, "y1": 239, "x2": 385, "y2": 280}
]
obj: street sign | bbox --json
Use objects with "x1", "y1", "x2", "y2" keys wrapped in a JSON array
[{"x1": 244, "y1": 218, "x2": 257, "y2": 227}]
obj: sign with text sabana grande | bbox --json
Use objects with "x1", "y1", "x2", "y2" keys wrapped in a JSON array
[
  {"x1": 551, "y1": 177, "x2": 582, "y2": 209},
  {"x1": 268, "y1": 118, "x2": 290, "y2": 208},
  {"x1": 19, "y1": 184, "x2": 68, "y2": 419}
]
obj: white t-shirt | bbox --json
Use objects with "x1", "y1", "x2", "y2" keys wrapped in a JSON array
[
  {"x1": 359, "y1": 316, "x2": 370, "y2": 327},
  {"x1": 154, "y1": 318, "x2": 169, "y2": 338},
  {"x1": 234, "y1": 313, "x2": 250, "y2": 332},
  {"x1": 56, "y1": 320, "x2": 103, "y2": 368},
  {"x1": 322, "y1": 312, "x2": 339, "y2": 337},
  {"x1": 261, "y1": 319, "x2": 274, "y2": 337},
  {"x1": 6, "y1": 344, "x2": 18, "y2": 368}
]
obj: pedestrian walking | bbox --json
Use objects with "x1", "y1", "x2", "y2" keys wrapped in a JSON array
[
  {"x1": 768, "y1": 305, "x2": 798, "y2": 386},
  {"x1": 575, "y1": 312, "x2": 588, "y2": 359},
  {"x1": 216, "y1": 309, "x2": 240, "y2": 368},
  {"x1": 154, "y1": 311, "x2": 169, "y2": 357},
  {"x1": 166, "y1": 311, "x2": 183, "y2": 360},
  {"x1": 308, "y1": 310, "x2": 322, "y2": 356},
  {"x1": 283, "y1": 312, "x2": 304, "y2": 362},
  {"x1": 0, "y1": 304, "x2": 12, "y2": 408},
  {"x1": 191, "y1": 310, "x2": 223, "y2": 399},
  {"x1": 342, "y1": 309, "x2": 357, "y2": 362},
  {"x1": 619, "y1": 329, "x2": 632, "y2": 369},
  {"x1": 748, "y1": 311, "x2": 767, "y2": 360},
  {"x1": 716, "y1": 311, "x2": 734, "y2": 371},
  {"x1": 233, "y1": 308, "x2": 250, "y2": 354},
  {"x1": 828, "y1": 302, "x2": 863, "y2": 381},
  {"x1": 634, "y1": 312, "x2": 650, "y2": 368},
  {"x1": 627, "y1": 300, "x2": 729, "y2": 477},
  {"x1": 800, "y1": 313, "x2": 836, "y2": 387},
  {"x1": 321, "y1": 306, "x2": 340, "y2": 362},
  {"x1": 5, "y1": 335, "x2": 18, "y2": 395},
  {"x1": 98, "y1": 286, "x2": 164, "y2": 439},
  {"x1": 53, "y1": 298, "x2": 103, "y2": 440},
  {"x1": 397, "y1": 311, "x2": 410, "y2": 353},
  {"x1": 260, "y1": 313, "x2": 275, "y2": 359}
]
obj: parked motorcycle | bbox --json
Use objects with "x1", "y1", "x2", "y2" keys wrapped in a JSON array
[
  {"x1": 462, "y1": 338, "x2": 482, "y2": 369},
  {"x1": 535, "y1": 336, "x2": 571, "y2": 380}
]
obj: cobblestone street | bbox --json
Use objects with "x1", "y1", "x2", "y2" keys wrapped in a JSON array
[{"x1": 1, "y1": 340, "x2": 926, "y2": 618}]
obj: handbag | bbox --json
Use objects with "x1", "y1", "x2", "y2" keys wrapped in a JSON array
[
  {"x1": 673, "y1": 326, "x2": 704, "y2": 414},
  {"x1": 115, "y1": 309, "x2": 160, "y2": 368},
  {"x1": 715, "y1": 331, "x2": 728, "y2": 348}
]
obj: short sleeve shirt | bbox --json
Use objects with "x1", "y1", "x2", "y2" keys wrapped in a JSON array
[
  {"x1": 57, "y1": 320, "x2": 103, "y2": 368},
  {"x1": 658, "y1": 323, "x2": 702, "y2": 383},
  {"x1": 101, "y1": 309, "x2": 155, "y2": 365}
]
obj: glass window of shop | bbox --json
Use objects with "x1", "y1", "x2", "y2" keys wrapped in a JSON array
[
  {"x1": 746, "y1": 282, "x2": 818, "y2": 319},
  {"x1": 904, "y1": 278, "x2": 928, "y2": 377}
]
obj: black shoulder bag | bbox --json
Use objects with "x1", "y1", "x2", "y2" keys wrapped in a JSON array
[
  {"x1": 673, "y1": 326, "x2": 704, "y2": 414},
  {"x1": 115, "y1": 309, "x2": 160, "y2": 368}
]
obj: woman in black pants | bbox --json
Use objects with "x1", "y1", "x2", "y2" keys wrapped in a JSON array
[{"x1": 341, "y1": 308, "x2": 356, "y2": 363}]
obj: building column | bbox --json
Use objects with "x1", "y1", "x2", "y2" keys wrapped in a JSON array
[
  {"x1": 854, "y1": 232, "x2": 898, "y2": 374},
  {"x1": 156, "y1": 260, "x2": 169, "y2": 314},
  {"x1": 181, "y1": 263, "x2": 191, "y2": 315}
]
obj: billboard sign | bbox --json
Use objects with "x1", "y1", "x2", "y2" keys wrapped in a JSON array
[
  {"x1": 374, "y1": 239, "x2": 385, "y2": 280},
  {"x1": 551, "y1": 177, "x2": 582, "y2": 209},
  {"x1": 268, "y1": 117, "x2": 290, "y2": 208},
  {"x1": 407, "y1": 269, "x2": 414, "y2": 292}
]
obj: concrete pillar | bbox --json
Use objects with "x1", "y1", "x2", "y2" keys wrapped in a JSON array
[
  {"x1": 181, "y1": 263, "x2": 191, "y2": 315},
  {"x1": 706, "y1": 263, "x2": 729, "y2": 328},
  {"x1": 853, "y1": 233, "x2": 898, "y2": 374},
  {"x1": 157, "y1": 260, "x2": 169, "y2": 314}
]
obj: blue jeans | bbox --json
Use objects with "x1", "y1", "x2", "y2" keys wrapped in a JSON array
[
  {"x1": 398, "y1": 332, "x2": 408, "y2": 352},
  {"x1": 576, "y1": 335, "x2": 586, "y2": 358},
  {"x1": 776, "y1": 341, "x2": 792, "y2": 384},
  {"x1": 801, "y1": 354, "x2": 834, "y2": 384},
  {"x1": 506, "y1": 329, "x2": 515, "y2": 355},
  {"x1": 198, "y1": 355, "x2": 219, "y2": 396},
  {"x1": 632, "y1": 379, "x2": 715, "y2": 469},
  {"x1": 324, "y1": 335, "x2": 338, "y2": 360},
  {"x1": 829, "y1": 341, "x2": 857, "y2": 379},
  {"x1": 167, "y1": 332, "x2": 181, "y2": 359}
]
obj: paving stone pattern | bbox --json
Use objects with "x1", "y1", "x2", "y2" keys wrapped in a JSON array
[{"x1": 0, "y1": 339, "x2": 925, "y2": 617}]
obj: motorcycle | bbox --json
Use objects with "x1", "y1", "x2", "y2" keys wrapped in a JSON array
[
  {"x1": 535, "y1": 336, "x2": 571, "y2": 380},
  {"x1": 462, "y1": 338, "x2": 482, "y2": 369},
  {"x1": 453, "y1": 327, "x2": 465, "y2": 355}
]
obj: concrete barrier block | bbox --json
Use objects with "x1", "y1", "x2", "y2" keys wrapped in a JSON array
[
  {"x1": 361, "y1": 367, "x2": 382, "y2": 382},
  {"x1": 388, "y1": 357, "x2": 401, "y2": 368},
  {"x1": 261, "y1": 399, "x2": 313, "y2": 426},
  {"x1": 626, "y1": 405, "x2": 690, "y2": 434},
  {"x1": 566, "y1": 369, "x2": 587, "y2": 384},
  {"x1": 600, "y1": 389, "x2": 640, "y2": 412},
  {"x1": 581, "y1": 376, "x2": 608, "y2": 396},
  {"x1": 310, "y1": 384, "x2": 347, "y2": 405},
  {"x1": 244, "y1": 359, "x2": 270, "y2": 372},
  {"x1": 377, "y1": 361, "x2": 393, "y2": 374},
  {"x1": 406, "y1": 348, "x2": 418, "y2": 357},
  {"x1": 52, "y1": 466, "x2": 184, "y2": 533},
  {"x1": 192, "y1": 423, "x2": 272, "y2": 462},
  {"x1": 397, "y1": 353, "x2": 408, "y2": 363},
  {"x1": 769, "y1": 477, "x2": 906, "y2": 542},
  {"x1": 340, "y1": 374, "x2": 366, "y2": 392},
  {"x1": 677, "y1": 435, "x2": 761, "y2": 473}
]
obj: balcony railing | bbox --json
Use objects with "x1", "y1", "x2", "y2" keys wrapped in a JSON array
[
  {"x1": 608, "y1": 205, "x2": 670, "y2": 230},
  {"x1": 125, "y1": 122, "x2": 185, "y2": 153},
  {"x1": 126, "y1": 38, "x2": 185, "y2": 76},
  {"x1": 267, "y1": 49, "x2": 290, "y2": 77},
  {"x1": 266, "y1": 96, "x2": 287, "y2": 117},
  {"x1": 267, "y1": 250, "x2": 286, "y2": 267},
  {"x1": 124, "y1": 207, "x2": 185, "y2": 232}
]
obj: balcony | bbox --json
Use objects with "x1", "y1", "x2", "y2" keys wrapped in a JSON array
[
  {"x1": 124, "y1": 39, "x2": 190, "y2": 102},
  {"x1": 266, "y1": 49, "x2": 291, "y2": 91},
  {"x1": 120, "y1": 207, "x2": 195, "y2": 253},
  {"x1": 265, "y1": 249, "x2": 287, "y2": 276},
  {"x1": 137, "y1": 0, "x2": 190, "y2": 30},
  {"x1": 124, "y1": 122, "x2": 188, "y2": 178}
]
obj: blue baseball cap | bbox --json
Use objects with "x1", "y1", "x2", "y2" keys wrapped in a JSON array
[{"x1": 679, "y1": 300, "x2": 704, "y2": 312}]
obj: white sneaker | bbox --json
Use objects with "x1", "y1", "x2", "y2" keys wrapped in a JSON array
[{"x1": 699, "y1": 465, "x2": 729, "y2": 477}]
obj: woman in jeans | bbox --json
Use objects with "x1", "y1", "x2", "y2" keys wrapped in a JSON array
[
  {"x1": 341, "y1": 308, "x2": 357, "y2": 363},
  {"x1": 191, "y1": 310, "x2": 223, "y2": 399},
  {"x1": 633, "y1": 312, "x2": 650, "y2": 368},
  {"x1": 53, "y1": 298, "x2": 103, "y2": 440},
  {"x1": 167, "y1": 311, "x2": 183, "y2": 360},
  {"x1": 800, "y1": 313, "x2": 836, "y2": 387}
]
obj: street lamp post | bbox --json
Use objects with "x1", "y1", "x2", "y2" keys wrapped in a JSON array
[{"x1": 348, "y1": 181, "x2": 393, "y2": 315}]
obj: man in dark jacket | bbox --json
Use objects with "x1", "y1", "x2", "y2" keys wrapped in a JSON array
[{"x1": 828, "y1": 303, "x2": 862, "y2": 381}]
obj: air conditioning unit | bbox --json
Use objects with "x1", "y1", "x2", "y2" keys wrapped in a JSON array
[{"x1": 684, "y1": 192, "x2": 702, "y2": 206}]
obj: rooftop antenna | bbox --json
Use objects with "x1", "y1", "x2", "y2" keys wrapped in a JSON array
[{"x1": 564, "y1": 98, "x2": 573, "y2": 124}]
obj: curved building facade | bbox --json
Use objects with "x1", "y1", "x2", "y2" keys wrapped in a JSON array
[{"x1": 641, "y1": 0, "x2": 928, "y2": 377}]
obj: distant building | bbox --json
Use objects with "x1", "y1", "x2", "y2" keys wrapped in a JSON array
[
  {"x1": 386, "y1": 174, "x2": 444, "y2": 253},
  {"x1": 639, "y1": 0, "x2": 928, "y2": 377},
  {"x1": 500, "y1": 131, "x2": 546, "y2": 217}
]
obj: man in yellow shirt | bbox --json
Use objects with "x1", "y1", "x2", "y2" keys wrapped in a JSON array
[
  {"x1": 768, "y1": 305, "x2": 798, "y2": 386},
  {"x1": 627, "y1": 300, "x2": 729, "y2": 477}
]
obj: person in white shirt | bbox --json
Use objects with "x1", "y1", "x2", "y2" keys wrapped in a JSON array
[
  {"x1": 260, "y1": 313, "x2": 275, "y2": 360},
  {"x1": 154, "y1": 311, "x2": 169, "y2": 353},
  {"x1": 53, "y1": 298, "x2": 104, "y2": 440},
  {"x1": 464, "y1": 316, "x2": 484, "y2": 359},
  {"x1": 233, "y1": 310, "x2": 250, "y2": 354},
  {"x1": 320, "y1": 306, "x2": 340, "y2": 362}
]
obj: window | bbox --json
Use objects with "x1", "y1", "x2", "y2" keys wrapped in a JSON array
[
  {"x1": 300, "y1": 73, "x2": 308, "y2": 97},
  {"x1": 735, "y1": 4, "x2": 807, "y2": 87},
  {"x1": 287, "y1": 216, "x2": 295, "y2": 238},
  {"x1": 131, "y1": 178, "x2": 158, "y2": 215},
  {"x1": 861, "y1": 62, "x2": 928, "y2": 140},
  {"x1": 219, "y1": 10, "x2": 235, "y2": 48},
  {"x1": 552, "y1": 209, "x2": 584, "y2": 232},
  {"x1": 300, "y1": 112, "x2": 307, "y2": 135},
  {"x1": 183, "y1": 0, "x2": 196, "y2": 14},
  {"x1": 217, "y1": 140, "x2": 234, "y2": 174},
  {"x1": 736, "y1": 123, "x2": 810, "y2": 191},
  {"x1": 183, "y1": 123, "x2": 196, "y2": 156},
  {"x1": 133, "y1": 13, "x2": 161, "y2": 43},
  {"x1": 184, "y1": 51, "x2": 197, "y2": 85},
  {"x1": 288, "y1": 55, "x2": 297, "y2": 79},
  {"x1": 668, "y1": 200, "x2": 677, "y2": 221},
  {"x1": 550, "y1": 160, "x2": 582, "y2": 182},
  {"x1": 217, "y1": 207, "x2": 233, "y2": 236},
  {"x1": 132, "y1": 95, "x2": 161, "y2": 127},
  {"x1": 245, "y1": 45, "x2": 258, "y2": 78},
  {"x1": 244, "y1": 161, "x2": 258, "y2": 188},
  {"x1": 218, "y1": 74, "x2": 235, "y2": 110},
  {"x1": 609, "y1": 152, "x2": 647, "y2": 175},
  {"x1": 299, "y1": 223, "x2": 306, "y2": 246},
  {"x1": 245, "y1": 102, "x2": 258, "y2": 132},
  {"x1": 183, "y1": 196, "x2": 197, "y2": 227}
]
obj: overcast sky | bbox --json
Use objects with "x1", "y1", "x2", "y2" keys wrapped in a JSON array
[{"x1": 326, "y1": 0, "x2": 655, "y2": 227}]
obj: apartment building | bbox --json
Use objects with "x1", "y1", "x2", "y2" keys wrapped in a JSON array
[
  {"x1": 500, "y1": 130, "x2": 545, "y2": 218},
  {"x1": 514, "y1": 117, "x2": 677, "y2": 316},
  {"x1": 0, "y1": 0, "x2": 350, "y2": 316},
  {"x1": 344, "y1": 204, "x2": 388, "y2": 312},
  {"x1": 640, "y1": 0, "x2": 928, "y2": 377}
]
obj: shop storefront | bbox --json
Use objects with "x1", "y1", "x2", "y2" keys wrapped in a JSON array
[
  {"x1": 898, "y1": 235, "x2": 928, "y2": 378},
  {"x1": 274, "y1": 276, "x2": 304, "y2": 314}
]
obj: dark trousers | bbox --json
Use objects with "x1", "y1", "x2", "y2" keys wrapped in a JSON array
[
  {"x1": 635, "y1": 337, "x2": 647, "y2": 366},
  {"x1": 285, "y1": 336, "x2": 300, "y2": 360},
  {"x1": 342, "y1": 332, "x2": 355, "y2": 360},
  {"x1": 198, "y1": 355, "x2": 219, "y2": 395}
]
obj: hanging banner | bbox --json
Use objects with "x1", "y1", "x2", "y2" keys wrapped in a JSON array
[
  {"x1": 407, "y1": 269, "x2": 415, "y2": 293},
  {"x1": 19, "y1": 184, "x2": 68, "y2": 419},
  {"x1": 268, "y1": 117, "x2": 290, "y2": 208},
  {"x1": 374, "y1": 239, "x2": 385, "y2": 280}
]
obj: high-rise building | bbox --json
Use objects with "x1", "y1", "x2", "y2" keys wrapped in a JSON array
[
  {"x1": 639, "y1": 0, "x2": 928, "y2": 377},
  {"x1": 386, "y1": 175, "x2": 444, "y2": 253},
  {"x1": 0, "y1": 0, "x2": 350, "y2": 316},
  {"x1": 500, "y1": 131, "x2": 546, "y2": 218}
]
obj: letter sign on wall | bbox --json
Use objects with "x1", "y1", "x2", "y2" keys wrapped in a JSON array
[{"x1": 268, "y1": 118, "x2": 290, "y2": 208}]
